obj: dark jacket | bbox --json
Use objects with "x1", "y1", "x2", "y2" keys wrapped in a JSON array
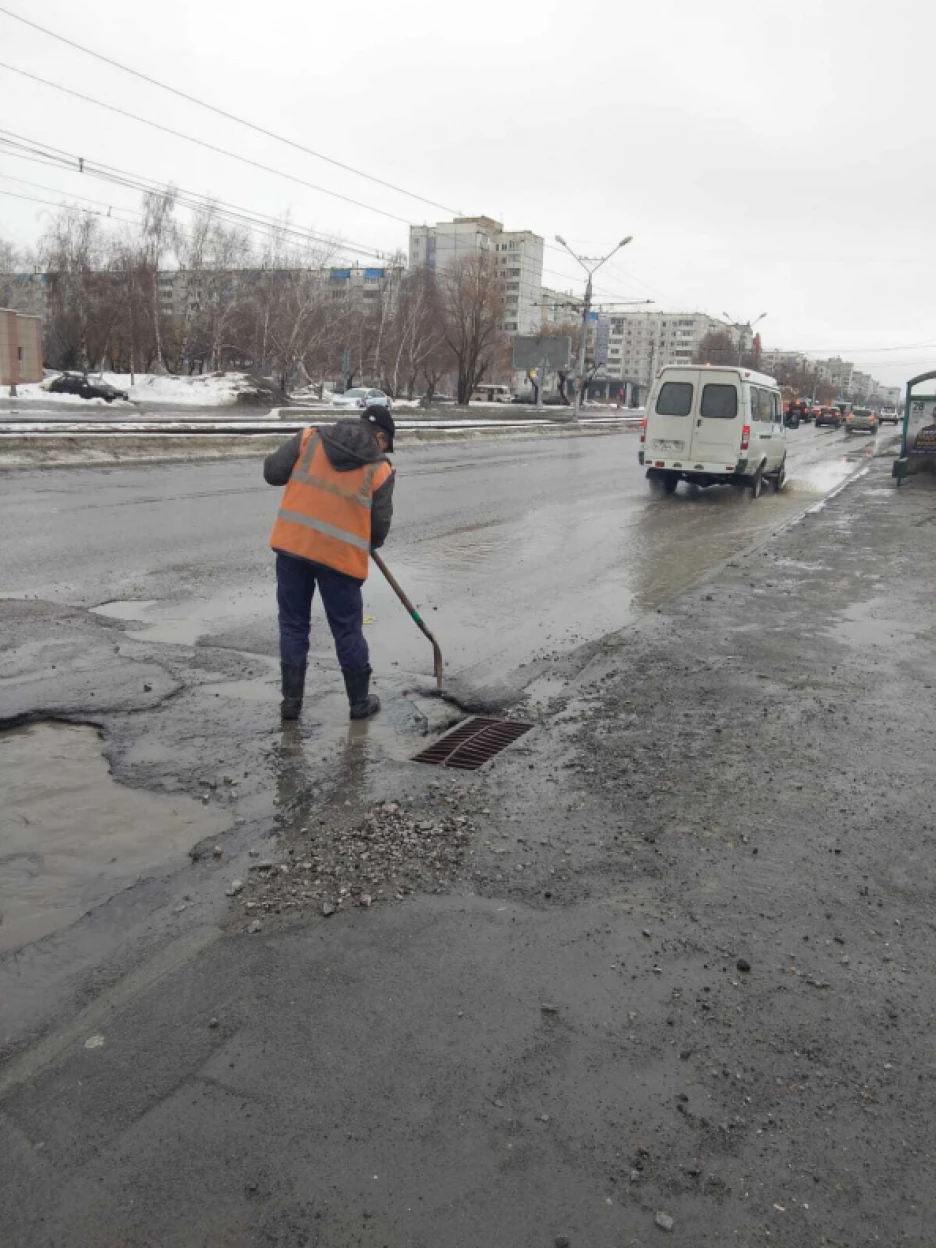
[{"x1": 264, "y1": 421, "x2": 395, "y2": 549}]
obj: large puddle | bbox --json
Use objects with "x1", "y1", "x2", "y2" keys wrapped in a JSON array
[
  {"x1": 92, "y1": 586, "x2": 271, "y2": 646},
  {"x1": 0, "y1": 722, "x2": 231, "y2": 954}
]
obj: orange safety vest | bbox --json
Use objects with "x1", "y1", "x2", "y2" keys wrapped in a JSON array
[{"x1": 270, "y1": 428, "x2": 393, "y2": 580}]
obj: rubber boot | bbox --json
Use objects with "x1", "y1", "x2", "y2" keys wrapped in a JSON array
[
  {"x1": 280, "y1": 662, "x2": 307, "y2": 720},
  {"x1": 343, "y1": 666, "x2": 381, "y2": 720}
]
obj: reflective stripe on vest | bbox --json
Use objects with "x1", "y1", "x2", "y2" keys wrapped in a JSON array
[
  {"x1": 270, "y1": 428, "x2": 392, "y2": 579},
  {"x1": 276, "y1": 509, "x2": 371, "y2": 551}
]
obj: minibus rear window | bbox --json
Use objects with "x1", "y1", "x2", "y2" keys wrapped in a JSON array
[
  {"x1": 656, "y1": 382, "x2": 693, "y2": 416},
  {"x1": 700, "y1": 384, "x2": 738, "y2": 419}
]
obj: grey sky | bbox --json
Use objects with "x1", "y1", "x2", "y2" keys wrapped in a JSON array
[{"x1": 1, "y1": 0, "x2": 932, "y2": 385}]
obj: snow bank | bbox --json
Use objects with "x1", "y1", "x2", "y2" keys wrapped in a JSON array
[
  {"x1": 3, "y1": 371, "x2": 270, "y2": 407},
  {"x1": 3, "y1": 383, "x2": 115, "y2": 406},
  {"x1": 103, "y1": 373, "x2": 261, "y2": 406}
]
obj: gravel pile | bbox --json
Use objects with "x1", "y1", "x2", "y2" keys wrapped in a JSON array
[{"x1": 236, "y1": 798, "x2": 476, "y2": 927}]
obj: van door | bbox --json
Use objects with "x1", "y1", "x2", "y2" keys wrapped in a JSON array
[
  {"x1": 646, "y1": 372, "x2": 696, "y2": 458},
  {"x1": 689, "y1": 372, "x2": 742, "y2": 467},
  {"x1": 748, "y1": 386, "x2": 781, "y2": 468},
  {"x1": 768, "y1": 390, "x2": 786, "y2": 468}
]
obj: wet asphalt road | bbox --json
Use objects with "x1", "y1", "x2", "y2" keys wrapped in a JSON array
[
  {"x1": 2, "y1": 426, "x2": 930, "y2": 1247},
  {"x1": 0, "y1": 424, "x2": 878, "y2": 698}
]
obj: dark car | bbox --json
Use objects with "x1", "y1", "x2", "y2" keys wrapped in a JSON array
[
  {"x1": 815, "y1": 405, "x2": 844, "y2": 429},
  {"x1": 48, "y1": 373, "x2": 129, "y2": 403},
  {"x1": 784, "y1": 399, "x2": 809, "y2": 428}
]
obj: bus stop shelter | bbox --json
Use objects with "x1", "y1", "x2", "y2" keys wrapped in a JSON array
[{"x1": 893, "y1": 369, "x2": 936, "y2": 484}]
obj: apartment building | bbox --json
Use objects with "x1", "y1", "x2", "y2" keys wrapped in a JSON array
[
  {"x1": 409, "y1": 217, "x2": 543, "y2": 335},
  {"x1": 760, "y1": 348, "x2": 811, "y2": 376},
  {"x1": 585, "y1": 310, "x2": 733, "y2": 404},
  {"x1": 539, "y1": 286, "x2": 583, "y2": 328},
  {"x1": 157, "y1": 263, "x2": 403, "y2": 321}
]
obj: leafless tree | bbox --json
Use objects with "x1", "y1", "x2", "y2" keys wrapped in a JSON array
[
  {"x1": 245, "y1": 226, "x2": 335, "y2": 391},
  {"x1": 39, "y1": 209, "x2": 126, "y2": 370},
  {"x1": 440, "y1": 254, "x2": 505, "y2": 404},
  {"x1": 141, "y1": 188, "x2": 179, "y2": 370}
]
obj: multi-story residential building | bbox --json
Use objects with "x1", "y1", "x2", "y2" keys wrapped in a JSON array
[
  {"x1": 409, "y1": 217, "x2": 543, "y2": 335},
  {"x1": 584, "y1": 310, "x2": 734, "y2": 404},
  {"x1": 760, "y1": 348, "x2": 811, "y2": 376},
  {"x1": 0, "y1": 271, "x2": 47, "y2": 319},
  {"x1": 539, "y1": 287, "x2": 583, "y2": 328},
  {"x1": 158, "y1": 263, "x2": 403, "y2": 320}
]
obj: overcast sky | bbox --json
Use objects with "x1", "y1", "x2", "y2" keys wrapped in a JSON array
[{"x1": 1, "y1": 0, "x2": 932, "y2": 385}]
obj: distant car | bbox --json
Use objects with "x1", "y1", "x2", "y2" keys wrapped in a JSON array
[
  {"x1": 815, "y1": 405, "x2": 844, "y2": 429},
  {"x1": 784, "y1": 399, "x2": 809, "y2": 428},
  {"x1": 845, "y1": 407, "x2": 879, "y2": 435},
  {"x1": 330, "y1": 387, "x2": 392, "y2": 410},
  {"x1": 879, "y1": 407, "x2": 899, "y2": 425},
  {"x1": 47, "y1": 372, "x2": 129, "y2": 403}
]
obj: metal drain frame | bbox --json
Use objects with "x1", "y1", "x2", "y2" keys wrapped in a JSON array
[{"x1": 412, "y1": 716, "x2": 534, "y2": 771}]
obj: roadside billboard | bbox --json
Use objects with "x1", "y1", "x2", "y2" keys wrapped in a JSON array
[{"x1": 511, "y1": 335, "x2": 572, "y2": 371}]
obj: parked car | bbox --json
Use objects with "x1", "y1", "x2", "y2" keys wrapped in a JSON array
[
  {"x1": 47, "y1": 373, "x2": 129, "y2": 402},
  {"x1": 330, "y1": 387, "x2": 392, "y2": 411},
  {"x1": 640, "y1": 365, "x2": 787, "y2": 498},
  {"x1": 879, "y1": 407, "x2": 900, "y2": 425},
  {"x1": 845, "y1": 407, "x2": 879, "y2": 435},
  {"x1": 815, "y1": 405, "x2": 844, "y2": 429}
]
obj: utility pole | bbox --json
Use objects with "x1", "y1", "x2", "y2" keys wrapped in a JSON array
[{"x1": 555, "y1": 234, "x2": 633, "y2": 421}]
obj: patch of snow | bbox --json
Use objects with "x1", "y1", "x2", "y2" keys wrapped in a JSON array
[
  {"x1": 5, "y1": 371, "x2": 266, "y2": 407},
  {"x1": 103, "y1": 372, "x2": 258, "y2": 406}
]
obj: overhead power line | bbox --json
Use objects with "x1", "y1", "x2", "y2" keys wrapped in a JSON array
[
  {"x1": 0, "y1": 60, "x2": 415, "y2": 225},
  {"x1": 0, "y1": 150, "x2": 393, "y2": 267},
  {"x1": 0, "y1": 185, "x2": 134, "y2": 222},
  {"x1": 0, "y1": 169, "x2": 149, "y2": 219},
  {"x1": 1, "y1": 130, "x2": 651, "y2": 302},
  {"x1": 0, "y1": 3, "x2": 462, "y2": 218},
  {"x1": 0, "y1": 146, "x2": 388, "y2": 267},
  {"x1": 0, "y1": 133, "x2": 390, "y2": 259}
]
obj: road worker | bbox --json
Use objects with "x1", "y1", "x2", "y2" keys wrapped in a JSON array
[{"x1": 263, "y1": 404, "x2": 395, "y2": 721}]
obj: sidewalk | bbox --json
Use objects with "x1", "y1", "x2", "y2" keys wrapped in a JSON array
[{"x1": 2, "y1": 458, "x2": 934, "y2": 1247}]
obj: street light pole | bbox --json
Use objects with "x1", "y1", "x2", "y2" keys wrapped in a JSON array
[
  {"x1": 723, "y1": 311, "x2": 767, "y2": 366},
  {"x1": 556, "y1": 234, "x2": 633, "y2": 421}
]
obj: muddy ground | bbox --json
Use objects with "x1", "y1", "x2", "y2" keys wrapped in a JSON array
[{"x1": 1, "y1": 451, "x2": 934, "y2": 1246}]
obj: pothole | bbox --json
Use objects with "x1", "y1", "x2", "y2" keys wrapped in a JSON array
[{"x1": 0, "y1": 721, "x2": 232, "y2": 954}]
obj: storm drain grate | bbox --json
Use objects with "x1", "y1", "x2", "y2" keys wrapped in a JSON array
[{"x1": 412, "y1": 716, "x2": 534, "y2": 771}]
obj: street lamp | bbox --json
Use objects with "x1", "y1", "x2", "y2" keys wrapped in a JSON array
[
  {"x1": 724, "y1": 311, "x2": 767, "y2": 366},
  {"x1": 556, "y1": 234, "x2": 633, "y2": 420}
]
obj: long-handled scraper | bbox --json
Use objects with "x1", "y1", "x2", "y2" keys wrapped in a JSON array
[{"x1": 370, "y1": 549, "x2": 444, "y2": 690}]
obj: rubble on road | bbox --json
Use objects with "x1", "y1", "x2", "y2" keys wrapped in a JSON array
[{"x1": 233, "y1": 797, "x2": 477, "y2": 925}]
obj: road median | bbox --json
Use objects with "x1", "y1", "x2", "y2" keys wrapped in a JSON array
[{"x1": 0, "y1": 418, "x2": 633, "y2": 469}]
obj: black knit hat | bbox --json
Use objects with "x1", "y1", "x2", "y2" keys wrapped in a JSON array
[{"x1": 362, "y1": 404, "x2": 395, "y2": 452}]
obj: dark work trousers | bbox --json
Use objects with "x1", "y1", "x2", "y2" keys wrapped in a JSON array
[{"x1": 276, "y1": 552, "x2": 369, "y2": 673}]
